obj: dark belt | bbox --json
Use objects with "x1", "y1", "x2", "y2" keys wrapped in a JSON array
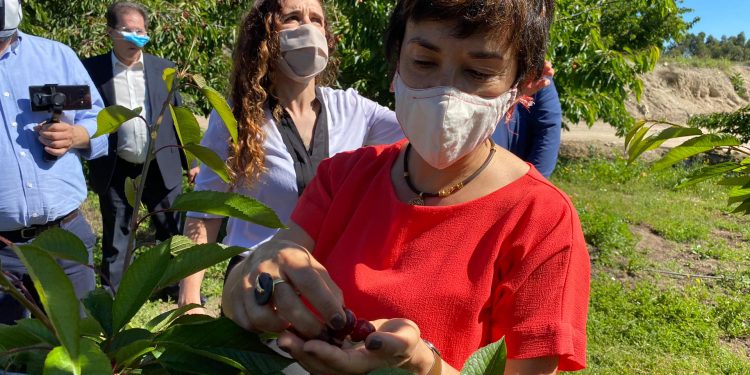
[{"x1": 0, "y1": 209, "x2": 80, "y2": 245}]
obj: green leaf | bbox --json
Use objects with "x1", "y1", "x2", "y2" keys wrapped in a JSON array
[
  {"x1": 108, "y1": 328, "x2": 154, "y2": 354},
  {"x1": 191, "y1": 74, "x2": 207, "y2": 89},
  {"x1": 124, "y1": 175, "x2": 142, "y2": 209},
  {"x1": 728, "y1": 192, "x2": 750, "y2": 205},
  {"x1": 112, "y1": 243, "x2": 171, "y2": 332},
  {"x1": 628, "y1": 126, "x2": 704, "y2": 163},
  {"x1": 144, "y1": 304, "x2": 204, "y2": 332},
  {"x1": 728, "y1": 185, "x2": 750, "y2": 204},
  {"x1": 81, "y1": 289, "x2": 114, "y2": 338},
  {"x1": 79, "y1": 317, "x2": 104, "y2": 341},
  {"x1": 43, "y1": 339, "x2": 112, "y2": 375},
  {"x1": 29, "y1": 228, "x2": 89, "y2": 264},
  {"x1": 732, "y1": 200, "x2": 750, "y2": 215},
  {"x1": 460, "y1": 337, "x2": 506, "y2": 375},
  {"x1": 157, "y1": 243, "x2": 247, "y2": 289},
  {"x1": 156, "y1": 343, "x2": 243, "y2": 374},
  {"x1": 168, "y1": 314, "x2": 216, "y2": 326},
  {"x1": 208, "y1": 347, "x2": 295, "y2": 374},
  {"x1": 203, "y1": 86, "x2": 237, "y2": 143},
  {"x1": 156, "y1": 317, "x2": 276, "y2": 355},
  {"x1": 95, "y1": 105, "x2": 142, "y2": 138},
  {"x1": 170, "y1": 106, "x2": 202, "y2": 146},
  {"x1": 170, "y1": 105, "x2": 203, "y2": 169},
  {"x1": 625, "y1": 125, "x2": 650, "y2": 162},
  {"x1": 183, "y1": 143, "x2": 231, "y2": 183},
  {"x1": 718, "y1": 175, "x2": 750, "y2": 187},
  {"x1": 653, "y1": 134, "x2": 742, "y2": 171},
  {"x1": 0, "y1": 320, "x2": 55, "y2": 351},
  {"x1": 163, "y1": 67, "x2": 177, "y2": 93},
  {"x1": 76, "y1": 339, "x2": 112, "y2": 373},
  {"x1": 171, "y1": 191, "x2": 286, "y2": 229},
  {"x1": 166, "y1": 235, "x2": 197, "y2": 255},
  {"x1": 112, "y1": 339, "x2": 154, "y2": 370},
  {"x1": 16, "y1": 318, "x2": 60, "y2": 346},
  {"x1": 44, "y1": 346, "x2": 76, "y2": 375},
  {"x1": 15, "y1": 245, "x2": 80, "y2": 359},
  {"x1": 676, "y1": 162, "x2": 743, "y2": 189}
]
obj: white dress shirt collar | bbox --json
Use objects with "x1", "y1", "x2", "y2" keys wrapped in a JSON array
[{"x1": 111, "y1": 51, "x2": 144, "y2": 70}]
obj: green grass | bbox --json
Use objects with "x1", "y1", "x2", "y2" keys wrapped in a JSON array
[
  {"x1": 551, "y1": 156, "x2": 750, "y2": 372},
  {"x1": 660, "y1": 56, "x2": 737, "y2": 71}
]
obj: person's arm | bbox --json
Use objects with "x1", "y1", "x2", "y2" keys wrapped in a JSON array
[
  {"x1": 491, "y1": 193, "x2": 589, "y2": 372},
  {"x1": 177, "y1": 217, "x2": 222, "y2": 313},
  {"x1": 358, "y1": 91, "x2": 404, "y2": 146},
  {"x1": 60, "y1": 49, "x2": 108, "y2": 160},
  {"x1": 525, "y1": 79, "x2": 562, "y2": 178}
]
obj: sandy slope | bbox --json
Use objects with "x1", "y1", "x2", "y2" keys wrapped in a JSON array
[{"x1": 563, "y1": 64, "x2": 750, "y2": 153}]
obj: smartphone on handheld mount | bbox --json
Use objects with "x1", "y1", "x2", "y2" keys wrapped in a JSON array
[{"x1": 29, "y1": 84, "x2": 92, "y2": 161}]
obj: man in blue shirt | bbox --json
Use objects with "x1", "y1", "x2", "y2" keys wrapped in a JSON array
[
  {"x1": 492, "y1": 77, "x2": 562, "y2": 178},
  {"x1": 0, "y1": 0, "x2": 107, "y2": 324}
]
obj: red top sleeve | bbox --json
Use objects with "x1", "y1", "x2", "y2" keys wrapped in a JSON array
[{"x1": 491, "y1": 190, "x2": 589, "y2": 370}]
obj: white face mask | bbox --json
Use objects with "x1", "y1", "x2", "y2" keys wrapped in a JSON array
[
  {"x1": 394, "y1": 73, "x2": 517, "y2": 169},
  {"x1": 1, "y1": 0, "x2": 22, "y2": 39},
  {"x1": 277, "y1": 24, "x2": 329, "y2": 83}
]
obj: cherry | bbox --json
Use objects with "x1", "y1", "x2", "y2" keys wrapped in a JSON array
[
  {"x1": 328, "y1": 307, "x2": 357, "y2": 345},
  {"x1": 350, "y1": 319, "x2": 376, "y2": 342}
]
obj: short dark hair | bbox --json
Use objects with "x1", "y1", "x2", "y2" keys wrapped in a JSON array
[
  {"x1": 385, "y1": 0, "x2": 555, "y2": 84},
  {"x1": 106, "y1": 1, "x2": 150, "y2": 30}
]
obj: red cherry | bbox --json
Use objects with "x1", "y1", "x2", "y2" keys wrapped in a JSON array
[
  {"x1": 342, "y1": 308, "x2": 357, "y2": 335},
  {"x1": 350, "y1": 319, "x2": 375, "y2": 342},
  {"x1": 329, "y1": 307, "x2": 357, "y2": 343}
]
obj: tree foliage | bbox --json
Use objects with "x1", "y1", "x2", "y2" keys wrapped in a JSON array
[
  {"x1": 626, "y1": 118, "x2": 750, "y2": 216},
  {"x1": 550, "y1": 0, "x2": 692, "y2": 134},
  {"x1": 667, "y1": 31, "x2": 750, "y2": 62},
  {"x1": 21, "y1": 0, "x2": 252, "y2": 114},
  {"x1": 327, "y1": 0, "x2": 692, "y2": 133},
  {"x1": 20, "y1": 0, "x2": 691, "y2": 132},
  {"x1": 687, "y1": 104, "x2": 750, "y2": 143}
]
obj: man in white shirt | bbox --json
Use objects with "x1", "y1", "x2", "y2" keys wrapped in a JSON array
[{"x1": 82, "y1": 1, "x2": 198, "y2": 291}]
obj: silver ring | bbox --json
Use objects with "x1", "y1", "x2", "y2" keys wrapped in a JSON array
[{"x1": 272, "y1": 278, "x2": 287, "y2": 287}]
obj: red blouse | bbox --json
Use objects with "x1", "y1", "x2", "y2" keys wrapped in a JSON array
[{"x1": 291, "y1": 142, "x2": 589, "y2": 370}]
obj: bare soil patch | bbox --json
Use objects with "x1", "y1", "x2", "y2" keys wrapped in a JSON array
[{"x1": 632, "y1": 225, "x2": 722, "y2": 278}]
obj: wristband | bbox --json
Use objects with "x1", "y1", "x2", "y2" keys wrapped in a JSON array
[{"x1": 423, "y1": 339, "x2": 442, "y2": 375}]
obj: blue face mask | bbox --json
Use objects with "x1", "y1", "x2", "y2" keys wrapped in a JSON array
[{"x1": 119, "y1": 31, "x2": 150, "y2": 48}]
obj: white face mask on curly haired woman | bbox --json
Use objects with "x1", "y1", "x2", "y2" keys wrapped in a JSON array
[{"x1": 277, "y1": 23, "x2": 329, "y2": 83}]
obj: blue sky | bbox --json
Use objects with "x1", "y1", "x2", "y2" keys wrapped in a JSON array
[{"x1": 681, "y1": 0, "x2": 749, "y2": 38}]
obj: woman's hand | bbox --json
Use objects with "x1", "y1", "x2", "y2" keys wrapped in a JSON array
[
  {"x1": 276, "y1": 318, "x2": 448, "y2": 375},
  {"x1": 519, "y1": 60, "x2": 555, "y2": 97},
  {"x1": 222, "y1": 228, "x2": 347, "y2": 340}
]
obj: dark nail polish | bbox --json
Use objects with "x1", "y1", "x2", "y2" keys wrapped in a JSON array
[
  {"x1": 329, "y1": 313, "x2": 346, "y2": 330},
  {"x1": 365, "y1": 337, "x2": 383, "y2": 350},
  {"x1": 278, "y1": 345, "x2": 291, "y2": 354}
]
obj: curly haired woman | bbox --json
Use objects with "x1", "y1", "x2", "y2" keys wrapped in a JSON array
[{"x1": 178, "y1": 0, "x2": 404, "y2": 311}]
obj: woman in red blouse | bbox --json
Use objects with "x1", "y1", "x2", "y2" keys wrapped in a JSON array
[{"x1": 223, "y1": 0, "x2": 590, "y2": 374}]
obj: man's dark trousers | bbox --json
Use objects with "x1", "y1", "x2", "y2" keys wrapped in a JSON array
[
  {"x1": 0, "y1": 214, "x2": 96, "y2": 324},
  {"x1": 99, "y1": 158, "x2": 181, "y2": 291}
]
